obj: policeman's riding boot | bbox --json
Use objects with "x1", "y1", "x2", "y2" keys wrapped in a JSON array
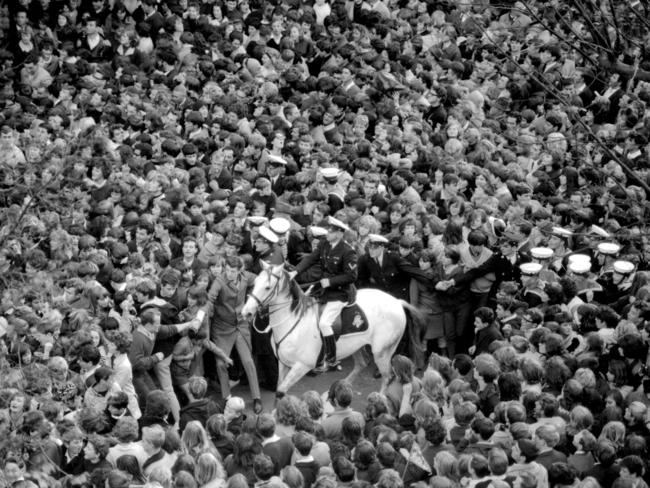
[
  {"x1": 324, "y1": 335, "x2": 341, "y2": 370},
  {"x1": 314, "y1": 335, "x2": 340, "y2": 373}
]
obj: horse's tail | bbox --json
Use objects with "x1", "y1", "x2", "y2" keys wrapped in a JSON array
[{"x1": 399, "y1": 300, "x2": 427, "y2": 354}]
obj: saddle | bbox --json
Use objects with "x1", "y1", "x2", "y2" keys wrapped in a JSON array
[{"x1": 317, "y1": 302, "x2": 370, "y2": 338}]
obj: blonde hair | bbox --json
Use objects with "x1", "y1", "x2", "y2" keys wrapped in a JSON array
[
  {"x1": 420, "y1": 368, "x2": 446, "y2": 405},
  {"x1": 434, "y1": 451, "x2": 459, "y2": 481},
  {"x1": 598, "y1": 421, "x2": 626, "y2": 449},
  {"x1": 181, "y1": 421, "x2": 218, "y2": 459},
  {"x1": 195, "y1": 452, "x2": 226, "y2": 485}
]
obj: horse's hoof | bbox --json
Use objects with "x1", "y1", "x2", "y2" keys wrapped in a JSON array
[
  {"x1": 275, "y1": 391, "x2": 286, "y2": 400},
  {"x1": 253, "y1": 398, "x2": 263, "y2": 414}
]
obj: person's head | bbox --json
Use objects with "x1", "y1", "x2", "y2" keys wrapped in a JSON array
[
  {"x1": 188, "y1": 376, "x2": 208, "y2": 400},
  {"x1": 329, "y1": 379, "x2": 353, "y2": 408},
  {"x1": 275, "y1": 395, "x2": 308, "y2": 426},
  {"x1": 253, "y1": 454, "x2": 275, "y2": 482},
  {"x1": 140, "y1": 308, "x2": 161, "y2": 333},
  {"x1": 142, "y1": 425, "x2": 166, "y2": 455},
  {"x1": 233, "y1": 433, "x2": 262, "y2": 467},
  {"x1": 487, "y1": 448, "x2": 508, "y2": 476},
  {"x1": 301, "y1": 390, "x2": 324, "y2": 420},
  {"x1": 280, "y1": 465, "x2": 304, "y2": 488},
  {"x1": 181, "y1": 421, "x2": 211, "y2": 454},
  {"x1": 79, "y1": 343, "x2": 101, "y2": 369},
  {"x1": 113, "y1": 415, "x2": 139, "y2": 443},
  {"x1": 471, "y1": 416, "x2": 496, "y2": 441},
  {"x1": 390, "y1": 355, "x2": 414, "y2": 384},
  {"x1": 85, "y1": 433, "x2": 111, "y2": 461},
  {"x1": 224, "y1": 255, "x2": 243, "y2": 281},
  {"x1": 3, "y1": 458, "x2": 26, "y2": 484},
  {"x1": 292, "y1": 430, "x2": 314, "y2": 457},
  {"x1": 625, "y1": 401, "x2": 647, "y2": 424},
  {"x1": 474, "y1": 354, "x2": 500, "y2": 384},
  {"x1": 467, "y1": 230, "x2": 488, "y2": 253},
  {"x1": 172, "y1": 454, "x2": 196, "y2": 476},
  {"x1": 107, "y1": 469, "x2": 133, "y2": 488},
  {"x1": 148, "y1": 466, "x2": 172, "y2": 488},
  {"x1": 375, "y1": 469, "x2": 402, "y2": 488},
  {"x1": 256, "y1": 413, "x2": 276, "y2": 439},
  {"x1": 572, "y1": 429, "x2": 597, "y2": 453},
  {"x1": 173, "y1": 471, "x2": 197, "y2": 488},
  {"x1": 195, "y1": 453, "x2": 225, "y2": 485},
  {"x1": 474, "y1": 307, "x2": 495, "y2": 330},
  {"x1": 535, "y1": 424, "x2": 560, "y2": 449},
  {"x1": 454, "y1": 401, "x2": 478, "y2": 426},
  {"x1": 333, "y1": 456, "x2": 356, "y2": 483},
  {"x1": 620, "y1": 455, "x2": 645, "y2": 480}
]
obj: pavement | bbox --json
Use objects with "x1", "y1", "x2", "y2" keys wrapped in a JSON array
[{"x1": 216, "y1": 357, "x2": 383, "y2": 414}]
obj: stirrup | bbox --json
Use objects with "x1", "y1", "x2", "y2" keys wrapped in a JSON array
[
  {"x1": 327, "y1": 360, "x2": 342, "y2": 371},
  {"x1": 311, "y1": 363, "x2": 327, "y2": 374},
  {"x1": 317, "y1": 359, "x2": 340, "y2": 372}
]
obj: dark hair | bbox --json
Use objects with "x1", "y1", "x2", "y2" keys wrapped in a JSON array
[
  {"x1": 423, "y1": 419, "x2": 447, "y2": 446},
  {"x1": 333, "y1": 456, "x2": 356, "y2": 482},
  {"x1": 330, "y1": 380, "x2": 353, "y2": 408},
  {"x1": 467, "y1": 230, "x2": 488, "y2": 246},
  {"x1": 253, "y1": 454, "x2": 274, "y2": 481},
  {"x1": 79, "y1": 344, "x2": 101, "y2": 365},
  {"x1": 172, "y1": 454, "x2": 196, "y2": 476},
  {"x1": 144, "y1": 390, "x2": 171, "y2": 419},
  {"x1": 475, "y1": 307, "x2": 495, "y2": 324},
  {"x1": 233, "y1": 433, "x2": 262, "y2": 468},
  {"x1": 498, "y1": 372, "x2": 522, "y2": 402},
  {"x1": 452, "y1": 354, "x2": 473, "y2": 375},
  {"x1": 471, "y1": 417, "x2": 495, "y2": 440},
  {"x1": 116, "y1": 455, "x2": 146, "y2": 484}
]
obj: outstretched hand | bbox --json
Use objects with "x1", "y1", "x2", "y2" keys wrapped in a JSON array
[{"x1": 436, "y1": 280, "x2": 453, "y2": 291}]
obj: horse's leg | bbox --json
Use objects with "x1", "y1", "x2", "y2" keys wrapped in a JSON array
[
  {"x1": 274, "y1": 361, "x2": 290, "y2": 404},
  {"x1": 345, "y1": 350, "x2": 367, "y2": 386},
  {"x1": 374, "y1": 348, "x2": 393, "y2": 395},
  {"x1": 275, "y1": 362, "x2": 312, "y2": 397}
]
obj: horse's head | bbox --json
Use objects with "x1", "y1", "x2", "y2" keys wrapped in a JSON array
[{"x1": 241, "y1": 261, "x2": 286, "y2": 320}]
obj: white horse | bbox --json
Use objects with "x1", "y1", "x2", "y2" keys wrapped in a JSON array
[{"x1": 241, "y1": 262, "x2": 425, "y2": 397}]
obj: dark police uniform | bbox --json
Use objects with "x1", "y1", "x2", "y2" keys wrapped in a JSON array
[
  {"x1": 295, "y1": 238, "x2": 358, "y2": 303},
  {"x1": 357, "y1": 250, "x2": 424, "y2": 301}
]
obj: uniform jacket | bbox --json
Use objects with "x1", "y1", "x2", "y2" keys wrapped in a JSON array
[
  {"x1": 358, "y1": 250, "x2": 427, "y2": 301},
  {"x1": 295, "y1": 239, "x2": 358, "y2": 302},
  {"x1": 251, "y1": 245, "x2": 285, "y2": 274}
]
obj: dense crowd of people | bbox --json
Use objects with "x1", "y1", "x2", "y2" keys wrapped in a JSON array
[{"x1": 2, "y1": 0, "x2": 650, "y2": 487}]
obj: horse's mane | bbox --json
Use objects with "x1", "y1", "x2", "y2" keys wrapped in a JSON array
[{"x1": 285, "y1": 272, "x2": 315, "y2": 316}]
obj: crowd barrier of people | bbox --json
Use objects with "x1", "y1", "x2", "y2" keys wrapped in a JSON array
[{"x1": 1, "y1": 0, "x2": 650, "y2": 488}]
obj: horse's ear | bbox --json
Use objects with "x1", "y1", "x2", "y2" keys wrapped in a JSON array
[{"x1": 260, "y1": 260, "x2": 270, "y2": 270}]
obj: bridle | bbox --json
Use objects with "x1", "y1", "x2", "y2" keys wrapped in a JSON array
[{"x1": 249, "y1": 270, "x2": 282, "y2": 309}]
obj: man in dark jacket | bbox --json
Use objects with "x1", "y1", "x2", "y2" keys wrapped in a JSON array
[
  {"x1": 357, "y1": 233, "x2": 428, "y2": 300},
  {"x1": 471, "y1": 307, "x2": 503, "y2": 356},
  {"x1": 292, "y1": 217, "x2": 358, "y2": 372}
]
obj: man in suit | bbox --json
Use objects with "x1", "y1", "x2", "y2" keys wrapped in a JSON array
[
  {"x1": 250, "y1": 225, "x2": 283, "y2": 390},
  {"x1": 292, "y1": 217, "x2": 358, "y2": 373},
  {"x1": 267, "y1": 155, "x2": 288, "y2": 196},
  {"x1": 357, "y1": 234, "x2": 426, "y2": 301},
  {"x1": 241, "y1": 216, "x2": 268, "y2": 258},
  {"x1": 141, "y1": 0, "x2": 165, "y2": 42},
  {"x1": 170, "y1": 236, "x2": 207, "y2": 275},
  {"x1": 205, "y1": 256, "x2": 262, "y2": 413}
]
